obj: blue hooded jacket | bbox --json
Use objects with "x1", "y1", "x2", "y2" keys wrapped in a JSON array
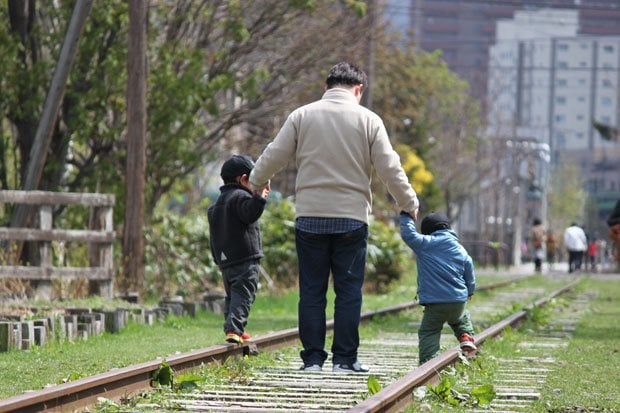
[{"x1": 400, "y1": 213, "x2": 475, "y2": 304}]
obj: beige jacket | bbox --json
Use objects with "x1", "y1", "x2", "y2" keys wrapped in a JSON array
[{"x1": 250, "y1": 88, "x2": 418, "y2": 224}]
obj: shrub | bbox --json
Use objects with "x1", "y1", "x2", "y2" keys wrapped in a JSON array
[
  {"x1": 144, "y1": 210, "x2": 219, "y2": 300},
  {"x1": 260, "y1": 198, "x2": 298, "y2": 288},
  {"x1": 366, "y1": 217, "x2": 411, "y2": 292}
]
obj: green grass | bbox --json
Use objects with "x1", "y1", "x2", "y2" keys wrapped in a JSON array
[
  {"x1": 401, "y1": 277, "x2": 620, "y2": 412},
  {"x1": 534, "y1": 278, "x2": 620, "y2": 412},
  {"x1": 0, "y1": 272, "x2": 530, "y2": 399}
]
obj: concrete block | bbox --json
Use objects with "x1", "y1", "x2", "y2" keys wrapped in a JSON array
[
  {"x1": 34, "y1": 326, "x2": 47, "y2": 347},
  {"x1": 21, "y1": 321, "x2": 35, "y2": 350},
  {"x1": 0, "y1": 322, "x2": 14, "y2": 352}
]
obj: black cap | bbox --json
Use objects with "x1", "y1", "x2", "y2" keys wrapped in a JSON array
[
  {"x1": 220, "y1": 155, "x2": 254, "y2": 179},
  {"x1": 421, "y1": 212, "x2": 451, "y2": 235}
]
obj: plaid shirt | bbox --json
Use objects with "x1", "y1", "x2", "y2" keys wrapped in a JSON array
[{"x1": 296, "y1": 217, "x2": 365, "y2": 234}]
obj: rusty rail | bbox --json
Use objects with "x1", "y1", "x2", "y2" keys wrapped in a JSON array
[{"x1": 0, "y1": 276, "x2": 536, "y2": 413}]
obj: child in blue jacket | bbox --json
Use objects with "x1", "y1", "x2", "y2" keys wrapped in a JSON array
[{"x1": 400, "y1": 211, "x2": 477, "y2": 364}]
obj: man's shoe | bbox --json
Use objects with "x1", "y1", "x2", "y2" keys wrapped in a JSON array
[
  {"x1": 299, "y1": 364, "x2": 322, "y2": 372},
  {"x1": 458, "y1": 333, "x2": 477, "y2": 351},
  {"x1": 332, "y1": 361, "x2": 370, "y2": 373},
  {"x1": 225, "y1": 332, "x2": 243, "y2": 344}
]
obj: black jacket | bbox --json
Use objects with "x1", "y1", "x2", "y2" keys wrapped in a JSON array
[{"x1": 207, "y1": 184, "x2": 267, "y2": 268}]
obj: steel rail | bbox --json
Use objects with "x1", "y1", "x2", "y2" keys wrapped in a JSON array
[
  {"x1": 347, "y1": 278, "x2": 580, "y2": 413},
  {"x1": 0, "y1": 276, "x2": 533, "y2": 413}
]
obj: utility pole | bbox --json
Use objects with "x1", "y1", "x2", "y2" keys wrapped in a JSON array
[
  {"x1": 9, "y1": 0, "x2": 94, "y2": 260},
  {"x1": 122, "y1": 0, "x2": 148, "y2": 295},
  {"x1": 362, "y1": 0, "x2": 376, "y2": 109}
]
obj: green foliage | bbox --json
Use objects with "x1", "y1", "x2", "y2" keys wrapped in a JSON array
[
  {"x1": 424, "y1": 357, "x2": 496, "y2": 408},
  {"x1": 150, "y1": 360, "x2": 174, "y2": 387},
  {"x1": 366, "y1": 217, "x2": 411, "y2": 292},
  {"x1": 548, "y1": 162, "x2": 587, "y2": 233},
  {"x1": 144, "y1": 209, "x2": 219, "y2": 300},
  {"x1": 367, "y1": 374, "x2": 382, "y2": 395},
  {"x1": 260, "y1": 199, "x2": 298, "y2": 288}
]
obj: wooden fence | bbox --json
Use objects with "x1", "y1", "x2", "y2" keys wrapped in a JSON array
[{"x1": 0, "y1": 190, "x2": 115, "y2": 299}]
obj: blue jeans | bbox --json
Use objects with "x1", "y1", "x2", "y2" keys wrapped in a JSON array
[{"x1": 295, "y1": 225, "x2": 368, "y2": 366}]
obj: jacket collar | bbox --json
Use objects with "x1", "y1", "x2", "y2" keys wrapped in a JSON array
[
  {"x1": 321, "y1": 88, "x2": 359, "y2": 104},
  {"x1": 220, "y1": 183, "x2": 252, "y2": 194}
]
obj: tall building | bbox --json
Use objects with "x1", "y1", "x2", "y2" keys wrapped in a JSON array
[
  {"x1": 383, "y1": 1, "x2": 620, "y2": 260},
  {"x1": 391, "y1": 0, "x2": 620, "y2": 106},
  {"x1": 488, "y1": 8, "x2": 620, "y2": 225}
]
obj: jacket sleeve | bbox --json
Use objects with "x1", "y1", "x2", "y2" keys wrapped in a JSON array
[
  {"x1": 236, "y1": 193, "x2": 267, "y2": 225},
  {"x1": 399, "y1": 213, "x2": 427, "y2": 252},
  {"x1": 370, "y1": 118, "x2": 419, "y2": 213},
  {"x1": 464, "y1": 255, "x2": 475, "y2": 296},
  {"x1": 250, "y1": 112, "x2": 298, "y2": 188}
]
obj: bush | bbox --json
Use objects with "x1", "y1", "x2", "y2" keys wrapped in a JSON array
[
  {"x1": 366, "y1": 217, "x2": 411, "y2": 292},
  {"x1": 144, "y1": 210, "x2": 219, "y2": 300},
  {"x1": 143, "y1": 198, "x2": 410, "y2": 299},
  {"x1": 260, "y1": 198, "x2": 298, "y2": 288}
]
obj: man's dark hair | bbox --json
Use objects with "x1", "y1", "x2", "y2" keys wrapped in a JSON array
[{"x1": 325, "y1": 62, "x2": 368, "y2": 89}]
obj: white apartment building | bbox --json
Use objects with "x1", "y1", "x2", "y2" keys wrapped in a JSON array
[
  {"x1": 488, "y1": 9, "x2": 620, "y2": 157},
  {"x1": 487, "y1": 9, "x2": 620, "y2": 227}
]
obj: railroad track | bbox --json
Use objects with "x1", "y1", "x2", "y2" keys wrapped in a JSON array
[{"x1": 0, "y1": 276, "x2": 579, "y2": 413}]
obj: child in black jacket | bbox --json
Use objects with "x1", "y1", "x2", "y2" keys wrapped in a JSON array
[{"x1": 208, "y1": 155, "x2": 270, "y2": 344}]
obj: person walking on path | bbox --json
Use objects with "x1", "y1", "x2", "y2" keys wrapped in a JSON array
[
  {"x1": 530, "y1": 218, "x2": 546, "y2": 273},
  {"x1": 563, "y1": 223, "x2": 587, "y2": 273},
  {"x1": 545, "y1": 229, "x2": 558, "y2": 271},
  {"x1": 208, "y1": 155, "x2": 270, "y2": 344},
  {"x1": 250, "y1": 62, "x2": 419, "y2": 373},
  {"x1": 400, "y1": 211, "x2": 477, "y2": 364}
]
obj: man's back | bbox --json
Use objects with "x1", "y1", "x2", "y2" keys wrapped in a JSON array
[
  {"x1": 250, "y1": 88, "x2": 418, "y2": 223},
  {"x1": 564, "y1": 225, "x2": 587, "y2": 251}
]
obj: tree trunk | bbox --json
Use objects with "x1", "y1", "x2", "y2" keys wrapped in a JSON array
[{"x1": 122, "y1": 0, "x2": 147, "y2": 295}]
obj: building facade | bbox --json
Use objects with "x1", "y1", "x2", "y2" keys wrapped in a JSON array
[{"x1": 487, "y1": 9, "x2": 620, "y2": 228}]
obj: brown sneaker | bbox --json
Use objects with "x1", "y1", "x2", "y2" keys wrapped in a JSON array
[{"x1": 458, "y1": 333, "x2": 477, "y2": 351}]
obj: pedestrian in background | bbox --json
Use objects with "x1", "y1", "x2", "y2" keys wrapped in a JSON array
[
  {"x1": 563, "y1": 222, "x2": 587, "y2": 273},
  {"x1": 530, "y1": 218, "x2": 546, "y2": 273},
  {"x1": 587, "y1": 237, "x2": 598, "y2": 272},
  {"x1": 250, "y1": 62, "x2": 419, "y2": 373},
  {"x1": 208, "y1": 155, "x2": 270, "y2": 344},
  {"x1": 545, "y1": 229, "x2": 558, "y2": 271},
  {"x1": 400, "y1": 211, "x2": 477, "y2": 365}
]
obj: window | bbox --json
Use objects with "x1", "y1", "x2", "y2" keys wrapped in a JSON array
[
  {"x1": 558, "y1": 44, "x2": 569, "y2": 51},
  {"x1": 601, "y1": 96, "x2": 613, "y2": 106},
  {"x1": 578, "y1": 96, "x2": 586, "y2": 102},
  {"x1": 578, "y1": 78, "x2": 587, "y2": 86},
  {"x1": 603, "y1": 45, "x2": 615, "y2": 53},
  {"x1": 577, "y1": 114, "x2": 584, "y2": 121},
  {"x1": 557, "y1": 79, "x2": 568, "y2": 87},
  {"x1": 576, "y1": 132, "x2": 584, "y2": 139},
  {"x1": 555, "y1": 114, "x2": 566, "y2": 124},
  {"x1": 580, "y1": 43, "x2": 588, "y2": 50},
  {"x1": 602, "y1": 78, "x2": 612, "y2": 87},
  {"x1": 558, "y1": 61, "x2": 568, "y2": 69},
  {"x1": 556, "y1": 96, "x2": 566, "y2": 105}
]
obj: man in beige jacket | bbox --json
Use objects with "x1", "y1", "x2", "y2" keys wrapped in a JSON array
[{"x1": 250, "y1": 62, "x2": 419, "y2": 373}]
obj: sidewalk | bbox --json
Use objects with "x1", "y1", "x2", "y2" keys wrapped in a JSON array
[{"x1": 476, "y1": 261, "x2": 620, "y2": 279}]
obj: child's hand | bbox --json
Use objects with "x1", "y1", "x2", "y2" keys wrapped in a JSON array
[
  {"x1": 467, "y1": 295, "x2": 473, "y2": 301},
  {"x1": 257, "y1": 181, "x2": 271, "y2": 198}
]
